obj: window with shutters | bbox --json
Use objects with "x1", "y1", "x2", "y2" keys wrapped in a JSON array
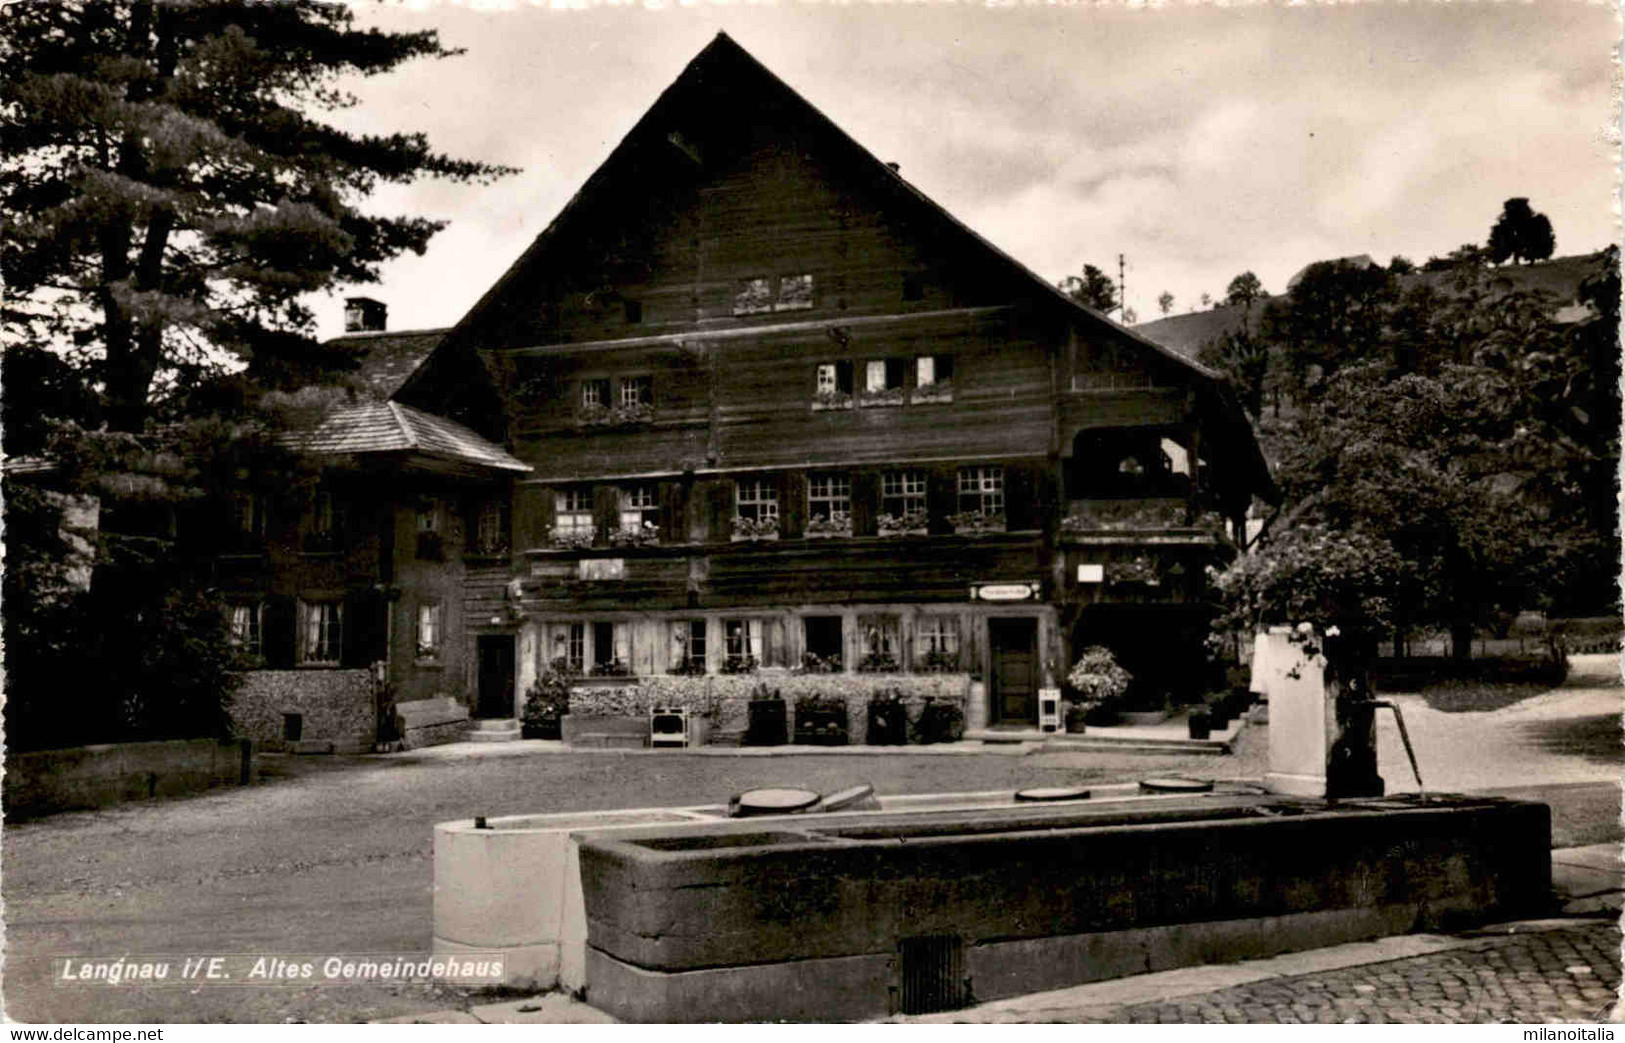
[
  {"x1": 230, "y1": 602, "x2": 264, "y2": 660},
  {"x1": 859, "y1": 358, "x2": 907, "y2": 407},
  {"x1": 812, "y1": 361, "x2": 854, "y2": 410},
  {"x1": 722, "y1": 618, "x2": 763, "y2": 672},
  {"x1": 669, "y1": 619, "x2": 707, "y2": 675},
  {"x1": 733, "y1": 478, "x2": 779, "y2": 540},
  {"x1": 590, "y1": 621, "x2": 631, "y2": 676},
  {"x1": 953, "y1": 466, "x2": 1006, "y2": 533},
  {"x1": 300, "y1": 600, "x2": 343, "y2": 666},
  {"x1": 911, "y1": 354, "x2": 955, "y2": 403},
  {"x1": 806, "y1": 473, "x2": 852, "y2": 536},
  {"x1": 880, "y1": 470, "x2": 928, "y2": 535},
  {"x1": 618, "y1": 485, "x2": 659, "y2": 539},
  {"x1": 915, "y1": 616, "x2": 961, "y2": 672},
  {"x1": 552, "y1": 488, "x2": 595, "y2": 548}
]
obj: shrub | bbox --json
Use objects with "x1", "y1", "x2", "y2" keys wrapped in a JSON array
[{"x1": 1066, "y1": 646, "x2": 1131, "y2": 711}]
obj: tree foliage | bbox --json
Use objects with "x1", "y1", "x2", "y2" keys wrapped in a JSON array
[
  {"x1": 1, "y1": 0, "x2": 516, "y2": 431},
  {"x1": 1058, "y1": 263, "x2": 1118, "y2": 313},
  {"x1": 1487, "y1": 197, "x2": 1556, "y2": 266},
  {"x1": 1212, "y1": 245, "x2": 1620, "y2": 655},
  {"x1": 1156, "y1": 290, "x2": 1174, "y2": 316},
  {"x1": 1224, "y1": 271, "x2": 1266, "y2": 309}
]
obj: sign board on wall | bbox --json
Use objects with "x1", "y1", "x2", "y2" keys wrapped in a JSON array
[
  {"x1": 973, "y1": 582, "x2": 1038, "y2": 602},
  {"x1": 578, "y1": 558, "x2": 626, "y2": 581},
  {"x1": 1076, "y1": 564, "x2": 1105, "y2": 584}
]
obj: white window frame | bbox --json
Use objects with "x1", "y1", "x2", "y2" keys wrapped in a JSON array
[
  {"x1": 807, "y1": 473, "x2": 851, "y2": 524},
  {"x1": 300, "y1": 600, "x2": 342, "y2": 666},
  {"x1": 581, "y1": 378, "x2": 609, "y2": 407},
  {"x1": 619, "y1": 375, "x2": 652, "y2": 407},
  {"x1": 958, "y1": 465, "x2": 1005, "y2": 515},
  {"x1": 231, "y1": 602, "x2": 263, "y2": 658},
  {"x1": 670, "y1": 619, "x2": 707, "y2": 672},
  {"x1": 735, "y1": 478, "x2": 779, "y2": 523},
  {"x1": 724, "y1": 618, "x2": 764, "y2": 666},
  {"x1": 556, "y1": 488, "x2": 595, "y2": 536},
  {"x1": 915, "y1": 616, "x2": 960, "y2": 658},
  {"x1": 882, "y1": 470, "x2": 927, "y2": 517},
  {"x1": 619, "y1": 485, "x2": 659, "y2": 533},
  {"x1": 816, "y1": 363, "x2": 838, "y2": 394},
  {"x1": 417, "y1": 602, "x2": 443, "y2": 662}
]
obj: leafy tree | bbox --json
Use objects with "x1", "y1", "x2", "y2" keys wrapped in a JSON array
[
  {"x1": 1259, "y1": 259, "x2": 1396, "y2": 400},
  {"x1": 1, "y1": 1, "x2": 516, "y2": 432},
  {"x1": 1487, "y1": 197, "x2": 1556, "y2": 266},
  {"x1": 1197, "y1": 327, "x2": 1270, "y2": 419},
  {"x1": 1199, "y1": 292, "x2": 1212, "y2": 309},
  {"x1": 1058, "y1": 264, "x2": 1118, "y2": 313},
  {"x1": 1388, "y1": 255, "x2": 1415, "y2": 275},
  {"x1": 1224, "y1": 271, "x2": 1266, "y2": 309},
  {"x1": 1157, "y1": 290, "x2": 1174, "y2": 316}
]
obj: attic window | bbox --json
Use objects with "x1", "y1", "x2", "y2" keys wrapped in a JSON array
[
  {"x1": 775, "y1": 274, "x2": 814, "y2": 311},
  {"x1": 733, "y1": 274, "x2": 814, "y2": 316},
  {"x1": 733, "y1": 278, "x2": 774, "y2": 316}
]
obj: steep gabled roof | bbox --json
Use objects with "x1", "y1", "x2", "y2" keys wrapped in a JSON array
[
  {"x1": 283, "y1": 401, "x2": 529, "y2": 474},
  {"x1": 399, "y1": 32, "x2": 1221, "y2": 399}
]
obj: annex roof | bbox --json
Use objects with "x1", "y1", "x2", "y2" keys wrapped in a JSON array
[{"x1": 284, "y1": 400, "x2": 529, "y2": 474}]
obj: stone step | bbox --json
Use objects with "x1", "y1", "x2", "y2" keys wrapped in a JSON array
[
  {"x1": 471, "y1": 718, "x2": 519, "y2": 732},
  {"x1": 572, "y1": 733, "x2": 647, "y2": 750},
  {"x1": 467, "y1": 722, "x2": 521, "y2": 743}
]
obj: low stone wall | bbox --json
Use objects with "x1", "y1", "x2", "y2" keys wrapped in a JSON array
[
  {"x1": 4, "y1": 738, "x2": 254, "y2": 820},
  {"x1": 230, "y1": 670, "x2": 376, "y2": 753},
  {"x1": 567, "y1": 674, "x2": 970, "y2": 745},
  {"x1": 395, "y1": 696, "x2": 471, "y2": 750}
]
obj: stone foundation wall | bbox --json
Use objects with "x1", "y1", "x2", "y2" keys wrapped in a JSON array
[
  {"x1": 4, "y1": 738, "x2": 254, "y2": 820},
  {"x1": 230, "y1": 669, "x2": 376, "y2": 752}
]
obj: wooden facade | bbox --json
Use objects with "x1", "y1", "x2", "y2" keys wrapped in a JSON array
[
  {"x1": 225, "y1": 33, "x2": 1275, "y2": 737},
  {"x1": 379, "y1": 33, "x2": 1278, "y2": 727}
]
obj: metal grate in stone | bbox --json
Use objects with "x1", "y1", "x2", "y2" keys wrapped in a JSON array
[{"x1": 898, "y1": 934, "x2": 965, "y2": 1015}]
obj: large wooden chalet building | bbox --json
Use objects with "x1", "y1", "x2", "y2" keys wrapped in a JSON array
[{"x1": 230, "y1": 33, "x2": 1275, "y2": 740}]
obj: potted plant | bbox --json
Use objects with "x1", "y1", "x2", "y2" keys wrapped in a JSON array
[
  {"x1": 1064, "y1": 700, "x2": 1088, "y2": 734},
  {"x1": 793, "y1": 693, "x2": 849, "y2": 745},
  {"x1": 911, "y1": 696, "x2": 965, "y2": 745},
  {"x1": 744, "y1": 683, "x2": 787, "y2": 746},
  {"x1": 521, "y1": 669, "x2": 571, "y2": 740},
  {"x1": 1205, "y1": 690, "x2": 1232, "y2": 731},
  {"x1": 720, "y1": 653, "x2": 758, "y2": 675},
  {"x1": 866, "y1": 688, "x2": 908, "y2": 746},
  {"x1": 1188, "y1": 705, "x2": 1212, "y2": 740},
  {"x1": 1067, "y1": 645, "x2": 1131, "y2": 727}
]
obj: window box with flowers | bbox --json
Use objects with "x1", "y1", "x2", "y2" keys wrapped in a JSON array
[
  {"x1": 576, "y1": 401, "x2": 655, "y2": 428},
  {"x1": 947, "y1": 510, "x2": 1006, "y2": 536},
  {"x1": 877, "y1": 509, "x2": 929, "y2": 537},
  {"x1": 811, "y1": 388, "x2": 854, "y2": 412},
  {"x1": 608, "y1": 522, "x2": 660, "y2": 548},
  {"x1": 805, "y1": 511, "x2": 852, "y2": 539},
  {"x1": 857, "y1": 386, "x2": 907, "y2": 409},
  {"x1": 909, "y1": 378, "x2": 954, "y2": 405},
  {"x1": 589, "y1": 658, "x2": 633, "y2": 678},
  {"x1": 856, "y1": 650, "x2": 899, "y2": 674},
  {"x1": 730, "y1": 516, "x2": 779, "y2": 542},
  {"x1": 546, "y1": 527, "x2": 595, "y2": 551},
  {"x1": 1107, "y1": 555, "x2": 1161, "y2": 586},
  {"x1": 721, "y1": 654, "x2": 759, "y2": 675},
  {"x1": 917, "y1": 647, "x2": 960, "y2": 674},
  {"x1": 794, "y1": 651, "x2": 843, "y2": 675}
]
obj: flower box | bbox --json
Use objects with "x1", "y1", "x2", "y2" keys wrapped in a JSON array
[
  {"x1": 909, "y1": 381, "x2": 953, "y2": 405},
  {"x1": 730, "y1": 517, "x2": 780, "y2": 542},
  {"x1": 948, "y1": 511, "x2": 1006, "y2": 536},
  {"x1": 805, "y1": 511, "x2": 852, "y2": 539},
  {"x1": 576, "y1": 401, "x2": 654, "y2": 428},
  {"x1": 857, "y1": 387, "x2": 906, "y2": 409},
  {"x1": 877, "y1": 511, "x2": 929, "y2": 538},
  {"x1": 810, "y1": 391, "x2": 854, "y2": 412}
]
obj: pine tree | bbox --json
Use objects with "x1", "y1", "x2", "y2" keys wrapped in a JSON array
[{"x1": 1, "y1": 1, "x2": 516, "y2": 431}]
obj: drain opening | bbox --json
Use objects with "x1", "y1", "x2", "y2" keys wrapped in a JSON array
[{"x1": 898, "y1": 934, "x2": 966, "y2": 1015}]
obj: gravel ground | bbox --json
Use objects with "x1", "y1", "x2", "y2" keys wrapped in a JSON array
[
  {"x1": 4, "y1": 663, "x2": 1616, "y2": 1025},
  {"x1": 3, "y1": 732, "x2": 1270, "y2": 1024}
]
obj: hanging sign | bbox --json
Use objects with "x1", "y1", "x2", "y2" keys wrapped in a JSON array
[
  {"x1": 973, "y1": 582, "x2": 1037, "y2": 602},
  {"x1": 578, "y1": 558, "x2": 626, "y2": 581},
  {"x1": 1076, "y1": 564, "x2": 1105, "y2": 584}
]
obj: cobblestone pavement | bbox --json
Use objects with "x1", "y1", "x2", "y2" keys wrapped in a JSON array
[{"x1": 1057, "y1": 924, "x2": 1621, "y2": 1024}]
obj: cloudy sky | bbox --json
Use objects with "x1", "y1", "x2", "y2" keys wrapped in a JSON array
[{"x1": 317, "y1": 0, "x2": 1619, "y2": 339}]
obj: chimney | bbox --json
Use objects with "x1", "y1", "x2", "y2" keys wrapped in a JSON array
[{"x1": 344, "y1": 297, "x2": 388, "y2": 333}]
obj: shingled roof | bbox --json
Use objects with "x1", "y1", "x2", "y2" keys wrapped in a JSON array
[
  {"x1": 285, "y1": 401, "x2": 529, "y2": 474},
  {"x1": 328, "y1": 327, "x2": 448, "y2": 401}
]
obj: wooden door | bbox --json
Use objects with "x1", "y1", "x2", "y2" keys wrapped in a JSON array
[
  {"x1": 477, "y1": 635, "x2": 516, "y2": 719},
  {"x1": 989, "y1": 618, "x2": 1038, "y2": 725}
]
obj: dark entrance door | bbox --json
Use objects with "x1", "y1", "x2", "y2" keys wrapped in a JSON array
[
  {"x1": 476, "y1": 635, "x2": 515, "y2": 719},
  {"x1": 989, "y1": 617, "x2": 1039, "y2": 725}
]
